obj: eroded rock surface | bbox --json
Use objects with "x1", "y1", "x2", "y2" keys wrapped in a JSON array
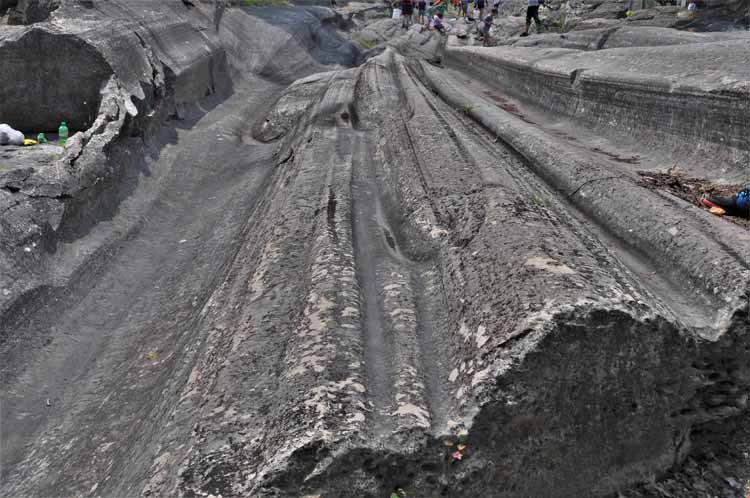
[
  {"x1": 0, "y1": 28, "x2": 113, "y2": 131},
  {"x1": 1, "y1": 2, "x2": 749, "y2": 498}
]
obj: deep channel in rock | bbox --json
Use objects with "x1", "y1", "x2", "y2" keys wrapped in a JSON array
[{"x1": 1, "y1": 2, "x2": 749, "y2": 498}]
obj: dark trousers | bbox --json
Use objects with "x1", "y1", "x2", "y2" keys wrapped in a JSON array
[{"x1": 526, "y1": 4, "x2": 540, "y2": 25}]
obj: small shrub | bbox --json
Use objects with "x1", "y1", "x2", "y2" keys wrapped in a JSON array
[{"x1": 353, "y1": 35, "x2": 378, "y2": 49}]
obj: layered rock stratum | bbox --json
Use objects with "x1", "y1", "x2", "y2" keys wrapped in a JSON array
[{"x1": 1, "y1": 1, "x2": 749, "y2": 497}]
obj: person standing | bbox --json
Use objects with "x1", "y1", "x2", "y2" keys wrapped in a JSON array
[
  {"x1": 687, "y1": 1, "x2": 697, "y2": 19},
  {"x1": 520, "y1": 0, "x2": 542, "y2": 36},
  {"x1": 475, "y1": 0, "x2": 486, "y2": 18},
  {"x1": 480, "y1": 14, "x2": 493, "y2": 45},
  {"x1": 213, "y1": 0, "x2": 228, "y2": 32},
  {"x1": 402, "y1": 0, "x2": 414, "y2": 28},
  {"x1": 417, "y1": 0, "x2": 427, "y2": 22},
  {"x1": 459, "y1": 0, "x2": 469, "y2": 16}
]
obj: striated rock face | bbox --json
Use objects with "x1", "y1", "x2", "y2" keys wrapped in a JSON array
[
  {"x1": 136, "y1": 46, "x2": 749, "y2": 497},
  {"x1": 1, "y1": 2, "x2": 750, "y2": 498},
  {"x1": 445, "y1": 41, "x2": 750, "y2": 178},
  {"x1": 0, "y1": 0, "x2": 363, "y2": 319},
  {"x1": 502, "y1": 24, "x2": 750, "y2": 49}
]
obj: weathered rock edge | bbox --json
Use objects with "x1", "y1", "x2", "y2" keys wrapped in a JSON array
[
  {"x1": 0, "y1": 1, "x2": 361, "y2": 328},
  {"x1": 445, "y1": 43, "x2": 750, "y2": 180},
  {"x1": 418, "y1": 57, "x2": 750, "y2": 334},
  {"x1": 142, "y1": 49, "x2": 750, "y2": 498}
]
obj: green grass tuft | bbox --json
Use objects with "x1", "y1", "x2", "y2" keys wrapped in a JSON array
[{"x1": 353, "y1": 35, "x2": 378, "y2": 49}]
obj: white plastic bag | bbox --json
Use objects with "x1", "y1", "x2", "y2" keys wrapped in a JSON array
[
  {"x1": 392, "y1": 7, "x2": 402, "y2": 18},
  {"x1": 0, "y1": 124, "x2": 24, "y2": 146}
]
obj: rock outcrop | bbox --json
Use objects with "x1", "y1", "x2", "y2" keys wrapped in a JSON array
[
  {"x1": 1, "y1": 2, "x2": 749, "y2": 498},
  {"x1": 6, "y1": 0, "x2": 59, "y2": 24}
]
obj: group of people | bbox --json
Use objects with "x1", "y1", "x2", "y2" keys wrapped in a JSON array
[
  {"x1": 398, "y1": 0, "x2": 447, "y2": 31},
  {"x1": 396, "y1": 0, "x2": 498, "y2": 40},
  {"x1": 395, "y1": 0, "x2": 543, "y2": 41}
]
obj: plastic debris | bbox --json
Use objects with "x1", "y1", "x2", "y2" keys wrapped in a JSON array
[
  {"x1": 451, "y1": 450, "x2": 463, "y2": 460},
  {"x1": 23, "y1": 139, "x2": 38, "y2": 146},
  {"x1": 708, "y1": 206, "x2": 725, "y2": 216},
  {"x1": 37, "y1": 133, "x2": 48, "y2": 144},
  {"x1": 0, "y1": 124, "x2": 24, "y2": 146},
  {"x1": 457, "y1": 444, "x2": 466, "y2": 451},
  {"x1": 145, "y1": 351, "x2": 158, "y2": 361},
  {"x1": 58, "y1": 121, "x2": 69, "y2": 146},
  {"x1": 443, "y1": 440, "x2": 454, "y2": 446},
  {"x1": 46, "y1": 398, "x2": 51, "y2": 407}
]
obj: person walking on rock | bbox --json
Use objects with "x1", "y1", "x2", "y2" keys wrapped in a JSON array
[
  {"x1": 479, "y1": 14, "x2": 493, "y2": 45},
  {"x1": 418, "y1": 0, "x2": 427, "y2": 23},
  {"x1": 520, "y1": 0, "x2": 542, "y2": 36},
  {"x1": 402, "y1": 0, "x2": 414, "y2": 28},
  {"x1": 213, "y1": 0, "x2": 228, "y2": 32}
]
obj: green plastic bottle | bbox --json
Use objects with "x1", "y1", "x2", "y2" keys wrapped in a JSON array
[
  {"x1": 58, "y1": 121, "x2": 69, "y2": 146},
  {"x1": 37, "y1": 133, "x2": 47, "y2": 144}
]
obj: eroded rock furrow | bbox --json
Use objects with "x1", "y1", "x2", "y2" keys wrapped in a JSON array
[{"x1": 2, "y1": 2, "x2": 750, "y2": 498}]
